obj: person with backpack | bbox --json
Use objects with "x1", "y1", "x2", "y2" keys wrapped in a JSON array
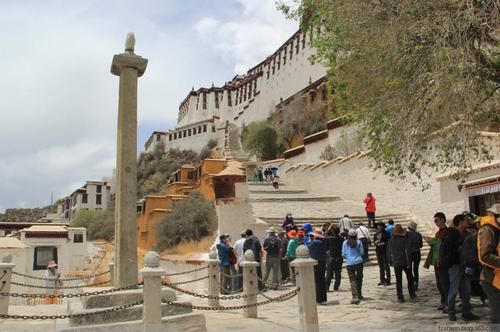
[
  {"x1": 307, "y1": 228, "x2": 328, "y2": 305},
  {"x1": 387, "y1": 224, "x2": 416, "y2": 303},
  {"x1": 356, "y1": 221, "x2": 371, "y2": 262},
  {"x1": 478, "y1": 204, "x2": 500, "y2": 324},
  {"x1": 217, "y1": 234, "x2": 234, "y2": 294},
  {"x1": 338, "y1": 214, "x2": 354, "y2": 236},
  {"x1": 363, "y1": 192, "x2": 376, "y2": 228},
  {"x1": 441, "y1": 214, "x2": 479, "y2": 321},
  {"x1": 407, "y1": 221, "x2": 423, "y2": 290},
  {"x1": 325, "y1": 224, "x2": 344, "y2": 291},
  {"x1": 263, "y1": 227, "x2": 282, "y2": 289},
  {"x1": 424, "y1": 212, "x2": 450, "y2": 313},
  {"x1": 243, "y1": 229, "x2": 264, "y2": 289},
  {"x1": 374, "y1": 221, "x2": 391, "y2": 286},
  {"x1": 278, "y1": 230, "x2": 290, "y2": 282},
  {"x1": 343, "y1": 229, "x2": 365, "y2": 304}
]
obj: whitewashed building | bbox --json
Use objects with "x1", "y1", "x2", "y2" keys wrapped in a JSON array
[{"x1": 63, "y1": 180, "x2": 113, "y2": 220}]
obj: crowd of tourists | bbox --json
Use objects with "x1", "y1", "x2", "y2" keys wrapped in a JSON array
[
  {"x1": 252, "y1": 166, "x2": 280, "y2": 189},
  {"x1": 216, "y1": 193, "x2": 500, "y2": 325}
]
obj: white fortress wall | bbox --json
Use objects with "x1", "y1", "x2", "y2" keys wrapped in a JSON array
[{"x1": 281, "y1": 125, "x2": 500, "y2": 225}]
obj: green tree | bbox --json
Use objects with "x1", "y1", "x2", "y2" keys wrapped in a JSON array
[
  {"x1": 241, "y1": 120, "x2": 279, "y2": 161},
  {"x1": 155, "y1": 192, "x2": 217, "y2": 251},
  {"x1": 71, "y1": 209, "x2": 114, "y2": 241},
  {"x1": 279, "y1": 0, "x2": 499, "y2": 181}
]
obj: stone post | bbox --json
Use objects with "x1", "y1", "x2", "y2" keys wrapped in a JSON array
[
  {"x1": 207, "y1": 249, "x2": 220, "y2": 306},
  {"x1": 139, "y1": 251, "x2": 165, "y2": 332},
  {"x1": 0, "y1": 255, "x2": 15, "y2": 315},
  {"x1": 290, "y1": 245, "x2": 319, "y2": 332},
  {"x1": 108, "y1": 259, "x2": 115, "y2": 286},
  {"x1": 239, "y1": 250, "x2": 259, "y2": 318},
  {"x1": 111, "y1": 32, "x2": 148, "y2": 287}
]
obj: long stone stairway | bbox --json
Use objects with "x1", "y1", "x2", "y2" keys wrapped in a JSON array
[{"x1": 248, "y1": 183, "x2": 434, "y2": 265}]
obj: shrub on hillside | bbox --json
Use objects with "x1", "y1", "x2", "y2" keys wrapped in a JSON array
[
  {"x1": 71, "y1": 209, "x2": 114, "y2": 241},
  {"x1": 241, "y1": 121, "x2": 279, "y2": 161},
  {"x1": 155, "y1": 192, "x2": 217, "y2": 251}
]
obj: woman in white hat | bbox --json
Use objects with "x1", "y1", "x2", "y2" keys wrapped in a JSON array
[{"x1": 45, "y1": 260, "x2": 61, "y2": 304}]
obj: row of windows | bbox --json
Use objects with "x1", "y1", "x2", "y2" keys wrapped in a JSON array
[
  {"x1": 265, "y1": 32, "x2": 311, "y2": 80},
  {"x1": 168, "y1": 125, "x2": 216, "y2": 141},
  {"x1": 81, "y1": 193, "x2": 102, "y2": 205}
]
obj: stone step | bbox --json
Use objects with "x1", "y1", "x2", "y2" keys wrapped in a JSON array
[
  {"x1": 249, "y1": 189, "x2": 308, "y2": 194},
  {"x1": 58, "y1": 312, "x2": 206, "y2": 332},
  {"x1": 249, "y1": 195, "x2": 341, "y2": 203},
  {"x1": 68, "y1": 300, "x2": 192, "y2": 326},
  {"x1": 82, "y1": 287, "x2": 176, "y2": 309}
]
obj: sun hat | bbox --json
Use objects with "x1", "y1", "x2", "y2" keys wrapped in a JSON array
[
  {"x1": 348, "y1": 229, "x2": 357, "y2": 238},
  {"x1": 266, "y1": 226, "x2": 277, "y2": 234},
  {"x1": 408, "y1": 221, "x2": 417, "y2": 231},
  {"x1": 312, "y1": 228, "x2": 325, "y2": 239},
  {"x1": 392, "y1": 224, "x2": 407, "y2": 236},
  {"x1": 486, "y1": 203, "x2": 500, "y2": 215},
  {"x1": 287, "y1": 230, "x2": 297, "y2": 238},
  {"x1": 297, "y1": 230, "x2": 305, "y2": 237},
  {"x1": 47, "y1": 260, "x2": 58, "y2": 268}
]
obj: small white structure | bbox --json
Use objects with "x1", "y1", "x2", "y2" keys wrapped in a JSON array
[
  {"x1": 0, "y1": 237, "x2": 29, "y2": 276},
  {"x1": 8, "y1": 225, "x2": 89, "y2": 279}
]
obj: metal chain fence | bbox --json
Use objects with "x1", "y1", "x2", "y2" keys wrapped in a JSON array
[
  {"x1": 11, "y1": 270, "x2": 110, "y2": 282},
  {"x1": 164, "y1": 266, "x2": 208, "y2": 277},
  {"x1": 10, "y1": 279, "x2": 112, "y2": 290}
]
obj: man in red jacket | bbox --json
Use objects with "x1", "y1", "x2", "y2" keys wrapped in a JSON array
[{"x1": 364, "y1": 192, "x2": 376, "y2": 228}]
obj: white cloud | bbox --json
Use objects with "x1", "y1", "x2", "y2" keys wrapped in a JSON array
[
  {"x1": 193, "y1": 0, "x2": 298, "y2": 74},
  {"x1": 0, "y1": 1, "x2": 297, "y2": 211}
]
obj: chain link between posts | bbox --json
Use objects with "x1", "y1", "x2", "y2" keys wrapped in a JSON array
[
  {"x1": 164, "y1": 265, "x2": 208, "y2": 277},
  {"x1": 11, "y1": 270, "x2": 110, "y2": 281},
  {"x1": 10, "y1": 279, "x2": 112, "y2": 289},
  {"x1": 0, "y1": 282, "x2": 142, "y2": 299},
  {"x1": 162, "y1": 275, "x2": 208, "y2": 285},
  {"x1": 161, "y1": 288, "x2": 297, "y2": 311},
  {"x1": 0, "y1": 301, "x2": 143, "y2": 320}
]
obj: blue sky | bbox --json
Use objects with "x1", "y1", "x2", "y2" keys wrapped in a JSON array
[{"x1": 0, "y1": 0, "x2": 298, "y2": 211}]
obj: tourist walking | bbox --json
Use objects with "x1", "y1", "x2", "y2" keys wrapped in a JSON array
[
  {"x1": 478, "y1": 204, "x2": 500, "y2": 324},
  {"x1": 233, "y1": 231, "x2": 247, "y2": 290},
  {"x1": 303, "y1": 223, "x2": 313, "y2": 245},
  {"x1": 374, "y1": 221, "x2": 391, "y2": 286},
  {"x1": 272, "y1": 174, "x2": 280, "y2": 190},
  {"x1": 462, "y1": 214, "x2": 487, "y2": 304},
  {"x1": 216, "y1": 234, "x2": 233, "y2": 294},
  {"x1": 363, "y1": 192, "x2": 376, "y2": 228},
  {"x1": 325, "y1": 225, "x2": 344, "y2": 291},
  {"x1": 243, "y1": 229, "x2": 264, "y2": 289},
  {"x1": 307, "y1": 228, "x2": 328, "y2": 305},
  {"x1": 387, "y1": 224, "x2": 416, "y2": 303},
  {"x1": 356, "y1": 221, "x2": 371, "y2": 262},
  {"x1": 407, "y1": 221, "x2": 423, "y2": 290},
  {"x1": 286, "y1": 230, "x2": 299, "y2": 283},
  {"x1": 343, "y1": 229, "x2": 365, "y2": 304},
  {"x1": 424, "y1": 212, "x2": 450, "y2": 313},
  {"x1": 386, "y1": 219, "x2": 395, "y2": 236},
  {"x1": 282, "y1": 213, "x2": 295, "y2": 230},
  {"x1": 338, "y1": 214, "x2": 354, "y2": 235},
  {"x1": 278, "y1": 230, "x2": 290, "y2": 282},
  {"x1": 263, "y1": 227, "x2": 282, "y2": 289},
  {"x1": 441, "y1": 214, "x2": 479, "y2": 321},
  {"x1": 45, "y1": 260, "x2": 61, "y2": 304}
]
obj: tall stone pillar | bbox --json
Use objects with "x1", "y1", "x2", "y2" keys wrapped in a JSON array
[{"x1": 111, "y1": 32, "x2": 148, "y2": 287}]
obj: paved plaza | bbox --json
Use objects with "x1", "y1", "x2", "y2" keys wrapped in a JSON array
[{"x1": 1, "y1": 263, "x2": 492, "y2": 332}]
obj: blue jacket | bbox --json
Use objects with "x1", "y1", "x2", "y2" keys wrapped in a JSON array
[
  {"x1": 342, "y1": 239, "x2": 364, "y2": 266},
  {"x1": 216, "y1": 242, "x2": 232, "y2": 267},
  {"x1": 307, "y1": 239, "x2": 327, "y2": 262},
  {"x1": 303, "y1": 223, "x2": 313, "y2": 244},
  {"x1": 386, "y1": 224, "x2": 395, "y2": 237}
]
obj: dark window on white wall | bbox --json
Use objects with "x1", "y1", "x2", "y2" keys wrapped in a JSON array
[
  {"x1": 96, "y1": 194, "x2": 102, "y2": 205},
  {"x1": 82, "y1": 194, "x2": 88, "y2": 204},
  {"x1": 96, "y1": 185, "x2": 102, "y2": 193},
  {"x1": 33, "y1": 246, "x2": 57, "y2": 270},
  {"x1": 73, "y1": 233, "x2": 84, "y2": 243}
]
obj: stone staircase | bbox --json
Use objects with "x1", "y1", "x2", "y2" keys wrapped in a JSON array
[
  {"x1": 248, "y1": 183, "x2": 433, "y2": 265},
  {"x1": 223, "y1": 123, "x2": 251, "y2": 164}
]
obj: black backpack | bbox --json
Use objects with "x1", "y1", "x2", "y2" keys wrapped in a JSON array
[{"x1": 265, "y1": 237, "x2": 281, "y2": 256}]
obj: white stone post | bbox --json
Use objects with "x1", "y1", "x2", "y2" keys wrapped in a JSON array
[
  {"x1": 111, "y1": 32, "x2": 148, "y2": 287},
  {"x1": 108, "y1": 260, "x2": 115, "y2": 286},
  {"x1": 207, "y1": 249, "x2": 220, "y2": 306},
  {"x1": 239, "y1": 250, "x2": 259, "y2": 318},
  {"x1": 290, "y1": 245, "x2": 319, "y2": 332},
  {"x1": 0, "y1": 256, "x2": 15, "y2": 315},
  {"x1": 140, "y1": 251, "x2": 165, "y2": 332}
]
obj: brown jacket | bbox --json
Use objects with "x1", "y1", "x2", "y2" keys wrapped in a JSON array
[{"x1": 477, "y1": 216, "x2": 500, "y2": 289}]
